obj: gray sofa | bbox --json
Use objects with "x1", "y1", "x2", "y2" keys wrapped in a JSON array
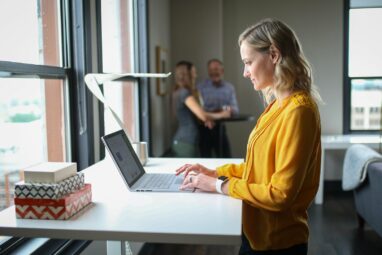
[{"x1": 354, "y1": 161, "x2": 382, "y2": 237}]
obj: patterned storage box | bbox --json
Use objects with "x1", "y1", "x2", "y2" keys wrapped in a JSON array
[
  {"x1": 15, "y1": 184, "x2": 92, "y2": 220},
  {"x1": 14, "y1": 172, "x2": 84, "y2": 199}
]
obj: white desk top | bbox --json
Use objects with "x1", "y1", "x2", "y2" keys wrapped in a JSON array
[
  {"x1": 0, "y1": 157, "x2": 243, "y2": 245},
  {"x1": 322, "y1": 134, "x2": 381, "y2": 149}
]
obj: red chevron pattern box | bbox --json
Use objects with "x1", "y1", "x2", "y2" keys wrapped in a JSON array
[
  {"x1": 14, "y1": 184, "x2": 92, "y2": 220},
  {"x1": 14, "y1": 172, "x2": 85, "y2": 199}
]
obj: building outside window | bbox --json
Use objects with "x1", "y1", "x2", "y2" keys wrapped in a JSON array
[{"x1": 346, "y1": 0, "x2": 382, "y2": 132}]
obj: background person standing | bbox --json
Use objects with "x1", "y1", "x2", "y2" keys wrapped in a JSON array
[
  {"x1": 197, "y1": 59, "x2": 239, "y2": 158},
  {"x1": 172, "y1": 61, "x2": 230, "y2": 157}
]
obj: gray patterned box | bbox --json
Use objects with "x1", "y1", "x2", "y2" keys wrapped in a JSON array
[{"x1": 15, "y1": 172, "x2": 84, "y2": 199}]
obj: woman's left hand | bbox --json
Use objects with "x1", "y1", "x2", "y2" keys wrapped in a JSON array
[
  {"x1": 180, "y1": 173, "x2": 217, "y2": 192},
  {"x1": 204, "y1": 119, "x2": 215, "y2": 129}
]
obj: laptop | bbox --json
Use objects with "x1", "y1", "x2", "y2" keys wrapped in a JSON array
[{"x1": 101, "y1": 129, "x2": 187, "y2": 192}]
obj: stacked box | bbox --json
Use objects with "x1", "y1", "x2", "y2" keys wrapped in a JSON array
[
  {"x1": 15, "y1": 184, "x2": 92, "y2": 220},
  {"x1": 14, "y1": 172, "x2": 85, "y2": 199},
  {"x1": 23, "y1": 162, "x2": 77, "y2": 183},
  {"x1": 14, "y1": 162, "x2": 92, "y2": 220}
]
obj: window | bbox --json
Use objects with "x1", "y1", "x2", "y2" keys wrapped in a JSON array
[
  {"x1": 0, "y1": 0, "x2": 69, "y2": 243},
  {"x1": 345, "y1": 0, "x2": 382, "y2": 132},
  {"x1": 0, "y1": 78, "x2": 67, "y2": 207},
  {"x1": 369, "y1": 107, "x2": 380, "y2": 114},
  {"x1": 0, "y1": 0, "x2": 62, "y2": 66},
  {"x1": 101, "y1": 0, "x2": 139, "y2": 141},
  {"x1": 0, "y1": 0, "x2": 149, "y2": 251}
]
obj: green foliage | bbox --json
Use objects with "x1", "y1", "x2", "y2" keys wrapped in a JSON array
[{"x1": 9, "y1": 113, "x2": 41, "y2": 123}]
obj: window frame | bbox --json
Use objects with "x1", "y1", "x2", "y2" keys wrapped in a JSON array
[
  {"x1": 0, "y1": 0, "x2": 72, "y2": 249},
  {"x1": 96, "y1": 0, "x2": 151, "y2": 159},
  {"x1": 134, "y1": 0, "x2": 152, "y2": 155},
  {"x1": 343, "y1": 0, "x2": 382, "y2": 134},
  {"x1": 0, "y1": 0, "x2": 150, "y2": 251},
  {"x1": 0, "y1": 0, "x2": 151, "y2": 175}
]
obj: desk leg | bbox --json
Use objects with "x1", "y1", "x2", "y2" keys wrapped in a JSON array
[
  {"x1": 107, "y1": 241, "x2": 126, "y2": 255},
  {"x1": 315, "y1": 146, "x2": 325, "y2": 204},
  {"x1": 106, "y1": 241, "x2": 141, "y2": 255}
]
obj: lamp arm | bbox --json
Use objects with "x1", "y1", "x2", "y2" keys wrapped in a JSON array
[
  {"x1": 84, "y1": 74, "x2": 132, "y2": 141},
  {"x1": 84, "y1": 72, "x2": 171, "y2": 142},
  {"x1": 92, "y1": 72, "x2": 171, "y2": 84}
]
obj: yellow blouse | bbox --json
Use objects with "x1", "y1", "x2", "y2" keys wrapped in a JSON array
[{"x1": 217, "y1": 91, "x2": 321, "y2": 250}]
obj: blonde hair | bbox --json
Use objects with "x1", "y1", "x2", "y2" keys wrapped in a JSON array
[
  {"x1": 174, "y1": 61, "x2": 198, "y2": 96},
  {"x1": 238, "y1": 18, "x2": 321, "y2": 104}
]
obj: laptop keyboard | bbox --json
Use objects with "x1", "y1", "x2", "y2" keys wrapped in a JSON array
[{"x1": 141, "y1": 174, "x2": 180, "y2": 189}]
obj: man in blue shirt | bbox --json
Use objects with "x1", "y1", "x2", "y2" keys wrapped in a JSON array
[{"x1": 197, "y1": 59, "x2": 239, "y2": 158}]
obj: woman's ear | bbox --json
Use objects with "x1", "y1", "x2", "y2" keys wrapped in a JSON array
[{"x1": 269, "y1": 45, "x2": 281, "y2": 64}]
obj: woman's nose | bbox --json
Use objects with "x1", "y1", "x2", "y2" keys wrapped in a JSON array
[{"x1": 243, "y1": 67, "x2": 250, "y2": 78}]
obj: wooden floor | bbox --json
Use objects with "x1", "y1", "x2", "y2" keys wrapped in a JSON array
[
  {"x1": 308, "y1": 190, "x2": 382, "y2": 255},
  {"x1": 139, "y1": 189, "x2": 382, "y2": 255}
]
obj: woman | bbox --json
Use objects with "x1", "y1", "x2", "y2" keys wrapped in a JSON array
[
  {"x1": 172, "y1": 61, "x2": 230, "y2": 158},
  {"x1": 176, "y1": 19, "x2": 321, "y2": 255}
]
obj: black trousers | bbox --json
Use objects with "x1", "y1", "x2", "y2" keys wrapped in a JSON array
[
  {"x1": 239, "y1": 233, "x2": 307, "y2": 255},
  {"x1": 199, "y1": 123, "x2": 231, "y2": 158}
]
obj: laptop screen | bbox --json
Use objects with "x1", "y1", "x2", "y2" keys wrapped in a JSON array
[{"x1": 101, "y1": 130, "x2": 145, "y2": 187}]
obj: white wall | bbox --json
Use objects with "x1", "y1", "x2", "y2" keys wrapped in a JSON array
[
  {"x1": 170, "y1": 0, "x2": 223, "y2": 81},
  {"x1": 150, "y1": 0, "x2": 345, "y2": 179},
  {"x1": 221, "y1": 0, "x2": 344, "y2": 179}
]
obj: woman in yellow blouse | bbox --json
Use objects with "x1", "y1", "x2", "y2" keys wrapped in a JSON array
[{"x1": 176, "y1": 18, "x2": 321, "y2": 255}]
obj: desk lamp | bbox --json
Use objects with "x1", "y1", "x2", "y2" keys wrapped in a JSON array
[{"x1": 84, "y1": 72, "x2": 171, "y2": 162}]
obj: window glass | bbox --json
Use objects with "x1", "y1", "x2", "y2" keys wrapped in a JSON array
[
  {"x1": 101, "y1": 0, "x2": 138, "y2": 140},
  {"x1": 0, "y1": 0, "x2": 62, "y2": 66},
  {"x1": 350, "y1": 79, "x2": 382, "y2": 130},
  {"x1": 103, "y1": 81, "x2": 138, "y2": 140},
  {"x1": 0, "y1": 78, "x2": 67, "y2": 213},
  {"x1": 0, "y1": 1, "x2": 67, "y2": 245},
  {"x1": 347, "y1": 4, "x2": 382, "y2": 132},
  {"x1": 348, "y1": 8, "x2": 382, "y2": 77}
]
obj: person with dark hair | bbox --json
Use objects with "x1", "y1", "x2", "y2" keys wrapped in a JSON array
[
  {"x1": 171, "y1": 61, "x2": 230, "y2": 157},
  {"x1": 197, "y1": 59, "x2": 239, "y2": 158},
  {"x1": 176, "y1": 18, "x2": 322, "y2": 255}
]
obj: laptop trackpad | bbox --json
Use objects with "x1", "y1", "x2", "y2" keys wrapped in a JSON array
[{"x1": 175, "y1": 176, "x2": 184, "y2": 184}]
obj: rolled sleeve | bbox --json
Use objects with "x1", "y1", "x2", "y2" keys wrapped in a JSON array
[{"x1": 216, "y1": 163, "x2": 245, "y2": 178}]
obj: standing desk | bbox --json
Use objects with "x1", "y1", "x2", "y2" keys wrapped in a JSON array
[
  {"x1": 0, "y1": 157, "x2": 243, "y2": 253},
  {"x1": 315, "y1": 135, "x2": 381, "y2": 204}
]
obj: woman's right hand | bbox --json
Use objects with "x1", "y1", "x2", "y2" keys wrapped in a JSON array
[
  {"x1": 220, "y1": 108, "x2": 231, "y2": 119},
  {"x1": 175, "y1": 163, "x2": 217, "y2": 178}
]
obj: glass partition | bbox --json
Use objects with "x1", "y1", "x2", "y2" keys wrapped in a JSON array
[{"x1": 0, "y1": 0, "x2": 62, "y2": 66}]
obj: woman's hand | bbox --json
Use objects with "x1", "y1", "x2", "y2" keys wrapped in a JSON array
[
  {"x1": 204, "y1": 119, "x2": 215, "y2": 129},
  {"x1": 205, "y1": 108, "x2": 231, "y2": 122},
  {"x1": 219, "y1": 109, "x2": 231, "y2": 119},
  {"x1": 175, "y1": 163, "x2": 217, "y2": 178},
  {"x1": 179, "y1": 173, "x2": 217, "y2": 192}
]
